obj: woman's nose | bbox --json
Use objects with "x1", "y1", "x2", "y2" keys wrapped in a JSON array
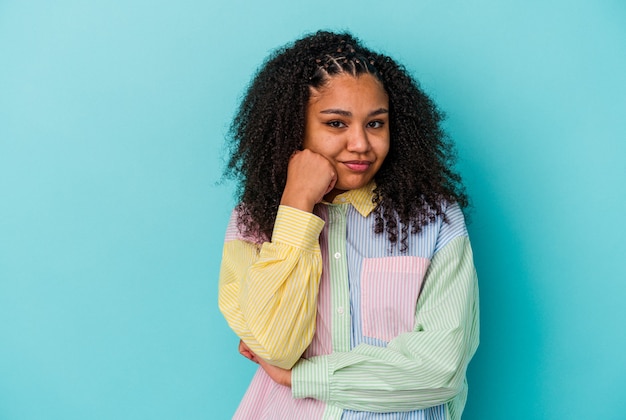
[{"x1": 347, "y1": 126, "x2": 371, "y2": 152}]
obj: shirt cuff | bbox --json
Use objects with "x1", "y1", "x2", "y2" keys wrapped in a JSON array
[
  {"x1": 272, "y1": 205, "x2": 325, "y2": 252},
  {"x1": 291, "y1": 356, "x2": 330, "y2": 402}
]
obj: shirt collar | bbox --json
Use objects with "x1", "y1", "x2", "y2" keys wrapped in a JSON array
[{"x1": 326, "y1": 181, "x2": 377, "y2": 217}]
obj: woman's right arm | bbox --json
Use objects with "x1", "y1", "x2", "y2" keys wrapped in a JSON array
[{"x1": 218, "y1": 205, "x2": 325, "y2": 369}]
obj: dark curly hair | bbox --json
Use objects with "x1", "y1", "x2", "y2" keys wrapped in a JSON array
[{"x1": 224, "y1": 30, "x2": 468, "y2": 251}]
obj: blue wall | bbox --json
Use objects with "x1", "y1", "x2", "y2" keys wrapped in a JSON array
[{"x1": 1, "y1": 1, "x2": 625, "y2": 418}]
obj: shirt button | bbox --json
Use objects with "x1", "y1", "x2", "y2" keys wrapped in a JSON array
[
  {"x1": 337, "y1": 307, "x2": 344, "y2": 315},
  {"x1": 340, "y1": 197, "x2": 346, "y2": 202},
  {"x1": 334, "y1": 252, "x2": 341, "y2": 259}
]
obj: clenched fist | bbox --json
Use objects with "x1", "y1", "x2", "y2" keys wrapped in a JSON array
[{"x1": 280, "y1": 149, "x2": 337, "y2": 212}]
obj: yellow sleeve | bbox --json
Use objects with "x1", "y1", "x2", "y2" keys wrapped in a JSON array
[{"x1": 218, "y1": 205, "x2": 325, "y2": 369}]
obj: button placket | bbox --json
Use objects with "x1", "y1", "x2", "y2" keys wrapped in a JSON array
[{"x1": 328, "y1": 204, "x2": 351, "y2": 352}]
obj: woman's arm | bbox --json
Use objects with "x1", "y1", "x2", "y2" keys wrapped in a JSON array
[
  {"x1": 218, "y1": 205, "x2": 325, "y2": 369},
  {"x1": 291, "y1": 235, "x2": 479, "y2": 413}
]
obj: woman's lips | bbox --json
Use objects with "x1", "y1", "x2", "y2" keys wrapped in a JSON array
[{"x1": 343, "y1": 161, "x2": 372, "y2": 172}]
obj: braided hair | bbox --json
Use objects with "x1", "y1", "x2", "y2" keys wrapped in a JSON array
[{"x1": 224, "y1": 30, "x2": 468, "y2": 251}]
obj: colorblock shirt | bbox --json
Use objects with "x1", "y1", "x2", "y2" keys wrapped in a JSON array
[{"x1": 218, "y1": 183, "x2": 479, "y2": 419}]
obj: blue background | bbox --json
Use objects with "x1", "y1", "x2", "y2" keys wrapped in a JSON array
[{"x1": 1, "y1": 1, "x2": 625, "y2": 419}]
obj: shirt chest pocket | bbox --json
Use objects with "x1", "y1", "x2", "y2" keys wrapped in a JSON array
[{"x1": 361, "y1": 256, "x2": 430, "y2": 342}]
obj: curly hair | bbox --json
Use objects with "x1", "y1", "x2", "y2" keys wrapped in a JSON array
[{"x1": 224, "y1": 30, "x2": 468, "y2": 251}]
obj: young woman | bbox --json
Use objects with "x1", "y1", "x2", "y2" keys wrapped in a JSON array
[{"x1": 219, "y1": 30, "x2": 479, "y2": 420}]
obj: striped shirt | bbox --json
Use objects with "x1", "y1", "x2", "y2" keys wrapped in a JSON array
[{"x1": 218, "y1": 183, "x2": 479, "y2": 419}]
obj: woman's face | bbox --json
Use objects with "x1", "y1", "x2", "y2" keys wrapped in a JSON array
[{"x1": 303, "y1": 73, "x2": 390, "y2": 200}]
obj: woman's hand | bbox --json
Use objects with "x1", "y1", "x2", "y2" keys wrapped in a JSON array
[
  {"x1": 238, "y1": 339, "x2": 259, "y2": 363},
  {"x1": 280, "y1": 149, "x2": 337, "y2": 213},
  {"x1": 238, "y1": 340, "x2": 292, "y2": 387},
  {"x1": 257, "y1": 356, "x2": 292, "y2": 387}
]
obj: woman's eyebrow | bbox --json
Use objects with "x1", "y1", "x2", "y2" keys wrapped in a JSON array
[
  {"x1": 369, "y1": 108, "x2": 389, "y2": 116},
  {"x1": 320, "y1": 108, "x2": 389, "y2": 117},
  {"x1": 320, "y1": 108, "x2": 351, "y2": 116}
]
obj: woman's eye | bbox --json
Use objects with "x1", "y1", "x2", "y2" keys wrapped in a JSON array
[
  {"x1": 327, "y1": 120, "x2": 346, "y2": 128},
  {"x1": 367, "y1": 121, "x2": 385, "y2": 129}
]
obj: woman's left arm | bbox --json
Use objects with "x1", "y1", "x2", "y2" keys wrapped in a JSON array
[{"x1": 290, "y1": 235, "x2": 479, "y2": 413}]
